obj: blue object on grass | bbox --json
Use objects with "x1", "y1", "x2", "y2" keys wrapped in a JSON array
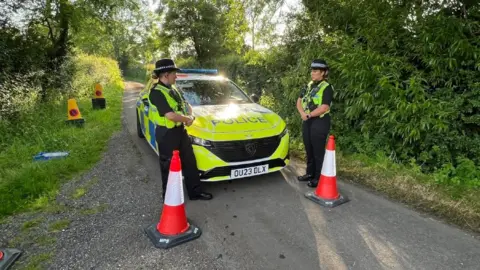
[{"x1": 33, "y1": 152, "x2": 69, "y2": 161}]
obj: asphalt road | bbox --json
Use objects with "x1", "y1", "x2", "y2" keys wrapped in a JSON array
[{"x1": 123, "y1": 82, "x2": 480, "y2": 270}]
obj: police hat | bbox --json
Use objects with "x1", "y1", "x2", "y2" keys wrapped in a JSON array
[
  {"x1": 154, "y1": 58, "x2": 181, "y2": 73},
  {"x1": 311, "y1": 59, "x2": 329, "y2": 70}
]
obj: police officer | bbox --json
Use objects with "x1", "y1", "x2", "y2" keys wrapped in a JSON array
[
  {"x1": 296, "y1": 59, "x2": 333, "y2": 187},
  {"x1": 148, "y1": 58, "x2": 213, "y2": 200}
]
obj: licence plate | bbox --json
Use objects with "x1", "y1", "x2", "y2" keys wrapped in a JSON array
[{"x1": 230, "y1": 164, "x2": 269, "y2": 179}]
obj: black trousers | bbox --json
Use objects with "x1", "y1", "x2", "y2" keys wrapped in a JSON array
[
  {"x1": 155, "y1": 125, "x2": 203, "y2": 197},
  {"x1": 302, "y1": 116, "x2": 331, "y2": 182}
]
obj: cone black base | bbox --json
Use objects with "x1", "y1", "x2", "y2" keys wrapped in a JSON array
[
  {"x1": 0, "y1": 248, "x2": 22, "y2": 270},
  {"x1": 305, "y1": 191, "x2": 349, "y2": 208},
  {"x1": 92, "y1": 98, "x2": 106, "y2": 109},
  {"x1": 144, "y1": 219, "x2": 202, "y2": 249},
  {"x1": 65, "y1": 119, "x2": 85, "y2": 127}
]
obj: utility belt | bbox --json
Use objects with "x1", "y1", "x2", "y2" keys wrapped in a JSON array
[{"x1": 157, "y1": 123, "x2": 184, "y2": 130}]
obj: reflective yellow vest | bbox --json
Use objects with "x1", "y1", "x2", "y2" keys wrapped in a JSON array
[
  {"x1": 301, "y1": 80, "x2": 331, "y2": 117},
  {"x1": 148, "y1": 83, "x2": 188, "y2": 128}
]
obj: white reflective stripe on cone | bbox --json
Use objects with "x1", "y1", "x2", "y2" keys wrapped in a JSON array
[
  {"x1": 164, "y1": 171, "x2": 185, "y2": 206},
  {"x1": 320, "y1": 150, "x2": 336, "y2": 177}
]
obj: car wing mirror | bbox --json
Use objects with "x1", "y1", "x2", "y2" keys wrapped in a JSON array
[{"x1": 250, "y1": 94, "x2": 259, "y2": 103}]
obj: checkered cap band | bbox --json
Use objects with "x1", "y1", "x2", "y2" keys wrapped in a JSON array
[
  {"x1": 311, "y1": 63, "x2": 328, "y2": 68},
  {"x1": 154, "y1": 65, "x2": 177, "y2": 71}
]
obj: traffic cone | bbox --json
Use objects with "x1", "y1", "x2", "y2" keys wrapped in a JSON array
[
  {"x1": 0, "y1": 248, "x2": 22, "y2": 270},
  {"x1": 305, "y1": 135, "x2": 349, "y2": 208},
  {"x1": 65, "y1": 98, "x2": 85, "y2": 126},
  {"x1": 92, "y1": 83, "x2": 106, "y2": 109},
  {"x1": 144, "y1": 150, "x2": 202, "y2": 249}
]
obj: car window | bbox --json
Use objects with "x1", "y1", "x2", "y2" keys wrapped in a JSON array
[{"x1": 175, "y1": 79, "x2": 252, "y2": 106}]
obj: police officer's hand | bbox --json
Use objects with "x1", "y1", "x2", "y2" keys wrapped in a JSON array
[
  {"x1": 300, "y1": 112, "x2": 309, "y2": 121},
  {"x1": 185, "y1": 116, "x2": 194, "y2": 126}
]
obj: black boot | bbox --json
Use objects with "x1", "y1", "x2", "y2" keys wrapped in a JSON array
[
  {"x1": 297, "y1": 174, "x2": 313, "y2": 181},
  {"x1": 307, "y1": 179, "x2": 318, "y2": 188},
  {"x1": 162, "y1": 183, "x2": 166, "y2": 199},
  {"x1": 189, "y1": 191, "x2": 213, "y2": 200},
  {"x1": 188, "y1": 185, "x2": 213, "y2": 200}
]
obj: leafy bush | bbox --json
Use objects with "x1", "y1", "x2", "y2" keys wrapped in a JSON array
[
  {"x1": 71, "y1": 53, "x2": 124, "y2": 99},
  {"x1": 434, "y1": 158, "x2": 480, "y2": 193},
  {"x1": 0, "y1": 73, "x2": 42, "y2": 121}
]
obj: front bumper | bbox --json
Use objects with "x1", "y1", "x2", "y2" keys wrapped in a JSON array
[{"x1": 192, "y1": 133, "x2": 290, "y2": 181}]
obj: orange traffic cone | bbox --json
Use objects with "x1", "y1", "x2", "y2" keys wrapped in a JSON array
[
  {"x1": 92, "y1": 83, "x2": 106, "y2": 109},
  {"x1": 305, "y1": 135, "x2": 349, "y2": 208},
  {"x1": 65, "y1": 98, "x2": 85, "y2": 126},
  {"x1": 0, "y1": 248, "x2": 22, "y2": 269},
  {"x1": 144, "y1": 150, "x2": 201, "y2": 249}
]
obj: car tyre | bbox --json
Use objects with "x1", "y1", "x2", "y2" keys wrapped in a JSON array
[{"x1": 136, "y1": 109, "x2": 145, "y2": 138}]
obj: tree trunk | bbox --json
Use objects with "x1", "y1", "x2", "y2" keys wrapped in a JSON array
[{"x1": 41, "y1": 0, "x2": 71, "y2": 102}]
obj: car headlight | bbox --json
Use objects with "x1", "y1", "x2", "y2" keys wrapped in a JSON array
[
  {"x1": 190, "y1": 135, "x2": 212, "y2": 147},
  {"x1": 279, "y1": 127, "x2": 288, "y2": 138}
]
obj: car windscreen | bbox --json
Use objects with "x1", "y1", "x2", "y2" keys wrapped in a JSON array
[{"x1": 175, "y1": 79, "x2": 252, "y2": 106}]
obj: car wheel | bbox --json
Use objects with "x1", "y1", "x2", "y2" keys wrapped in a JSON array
[{"x1": 136, "y1": 109, "x2": 145, "y2": 138}]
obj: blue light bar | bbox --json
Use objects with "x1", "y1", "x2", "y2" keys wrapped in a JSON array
[{"x1": 178, "y1": 68, "x2": 218, "y2": 75}]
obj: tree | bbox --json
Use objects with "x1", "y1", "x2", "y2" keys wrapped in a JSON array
[
  {"x1": 160, "y1": 0, "x2": 249, "y2": 64},
  {"x1": 240, "y1": 0, "x2": 285, "y2": 50},
  {"x1": 0, "y1": 0, "x2": 151, "y2": 101}
]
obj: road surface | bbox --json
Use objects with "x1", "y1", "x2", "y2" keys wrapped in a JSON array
[{"x1": 120, "y1": 82, "x2": 479, "y2": 270}]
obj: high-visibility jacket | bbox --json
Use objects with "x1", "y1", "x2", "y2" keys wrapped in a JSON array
[
  {"x1": 148, "y1": 83, "x2": 188, "y2": 128},
  {"x1": 301, "y1": 80, "x2": 331, "y2": 117}
]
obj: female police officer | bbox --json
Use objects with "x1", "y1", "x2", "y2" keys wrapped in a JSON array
[
  {"x1": 296, "y1": 59, "x2": 333, "y2": 188},
  {"x1": 148, "y1": 58, "x2": 213, "y2": 200}
]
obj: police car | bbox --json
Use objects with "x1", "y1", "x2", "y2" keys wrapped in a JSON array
[{"x1": 136, "y1": 69, "x2": 290, "y2": 181}]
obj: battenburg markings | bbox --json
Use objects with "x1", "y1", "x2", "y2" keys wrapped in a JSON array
[
  {"x1": 211, "y1": 117, "x2": 268, "y2": 126},
  {"x1": 149, "y1": 120, "x2": 156, "y2": 147}
]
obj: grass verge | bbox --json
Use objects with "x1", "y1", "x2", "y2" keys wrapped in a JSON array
[
  {"x1": 289, "y1": 139, "x2": 480, "y2": 234},
  {"x1": 0, "y1": 83, "x2": 123, "y2": 219}
]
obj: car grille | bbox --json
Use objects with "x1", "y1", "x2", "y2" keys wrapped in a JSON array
[{"x1": 208, "y1": 135, "x2": 281, "y2": 162}]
